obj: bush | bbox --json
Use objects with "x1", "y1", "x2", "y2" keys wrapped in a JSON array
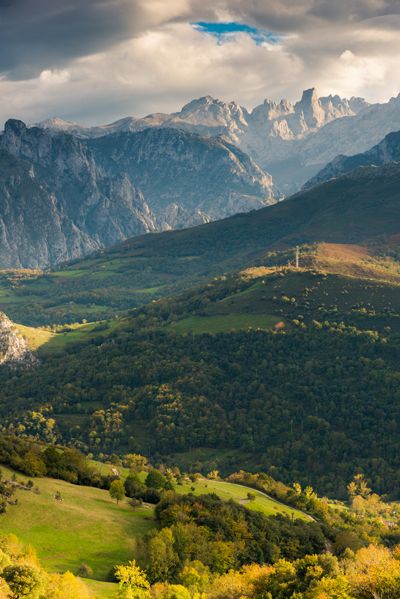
[
  {"x1": 129, "y1": 498, "x2": 143, "y2": 508},
  {"x1": 145, "y1": 469, "x2": 169, "y2": 490},
  {"x1": 124, "y1": 474, "x2": 146, "y2": 499},
  {"x1": 76, "y1": 563, "x2": 93, "y2": 577},
  {"x1": 142, "y1": 488, "x2": 162, "y2": 504}
]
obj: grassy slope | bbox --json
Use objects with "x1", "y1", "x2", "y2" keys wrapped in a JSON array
[
  {"x1": 170, "y1": 313, "x2": 281, "y2": 334},
  {"x1": 157, "y1": 243, "x2": 400, "y2": 336},
  {"x1": 94, "y1": 462, "x2": 309, "y2": 521},
  {"x1": 14, "y1": 323, "x2": 55, "y2": 350},
  {"x1": 1, "y1": 163, "x2": 399, "y2": 326},
  {"x1": 15, "y1": 320, "x2": 121, "y2": 354},
  {"x1": 0, "y1": 465, "x2": 155, "y2": 582},
  {"x1": 0, "y1": 464, "x2": 311, "y2": 595},
  {"x1": 174, "y1": 477, "x2": 310, "y2": 521}
]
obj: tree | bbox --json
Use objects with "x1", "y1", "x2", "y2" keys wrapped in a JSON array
[
  {"x1": 45, "y1": 572, "x2": 92, "y2": 599},
  {"x1": 177, "y1": 560, "x2": 210, "y2": 593},
  {"x1": 152, "y1": 584, "x2": 190, "y2": 599},
  {"x1": 347, "y1": 545, "x2": 400, "y2": 598},
  {"x1": 123, "y1": 454, "x2": 149, "y2": 473},
  {"x1": 145, "y1": 469, "x2": 168, "y2": 490},
  {"x1": 124, "y1": 474, "x2": 146, "y2": 499},
  {"x1": 308, "y1": 575, "x2": 352, "y2": 599},
  {"x1": 109, "y1": 479, "x2": 125, "y2": 504},
  {"x1": 114, "y1": 560, "x2": 150, "y2": 599},
  {"x1": 2, "y1": 565, "x2": 44, "y2": 599},
  {"x1": 147, "y1": 528, "x2": 179, "y2": 582}
]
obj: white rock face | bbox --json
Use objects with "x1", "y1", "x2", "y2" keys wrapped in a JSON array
[
  {"x1": 0, "y1": 312, "x2": 36, "y2": 367},
  {"x1": 300, "y1": 94, "x2": 400, "y2": 168}
]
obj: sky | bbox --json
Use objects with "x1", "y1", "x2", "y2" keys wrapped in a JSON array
[{"x1": 1, "y1": 0, "x2": 400, "y2": 125}]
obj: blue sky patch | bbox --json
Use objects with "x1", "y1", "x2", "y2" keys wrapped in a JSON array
[{"x1": 192, "y1": 22, "x2": 281, "y2": 45}]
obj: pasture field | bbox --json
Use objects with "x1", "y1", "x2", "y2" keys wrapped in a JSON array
[
  {"x1": 174, "y1": 477, "x2": 310, "y2": 521},
  {"x1": 0, "y1": 465, "x2": 155, "y2": 582},
  {"x1": 170, "y1": 313, "x2": 281, "y2": 334}
]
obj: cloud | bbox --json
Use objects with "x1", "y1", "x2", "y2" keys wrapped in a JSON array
[
  {"x1": 0, "y1": 23, "x2": 302, "y2": 124},
  {"x1": 187, "y1": 0, "x2": 400, "y2": 31},
  {"x1": 1, "y1": 0, "x2": 400, "y2": 124},
  {"x1": 192, "y1": 22, "x2": 282, "y2": 45},
  {"x1": 0, "y1": 0, "x2": 190, "y2": 79}
]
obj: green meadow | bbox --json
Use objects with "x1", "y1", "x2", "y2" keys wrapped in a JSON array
[
  {"x1": 174, "y1": 477, "x2": 310, "y2": 521},
  {"x1": 0, "y1": 466, "x2": 155, "y2": 582},
  {"x1": 170, "y1": 313, "x2": 281, "y2": 334}
]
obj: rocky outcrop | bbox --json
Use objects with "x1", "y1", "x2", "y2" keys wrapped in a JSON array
[
  {"x1": 0, "y1": 120, "x2": 275, "y2": 268},
  {"x1": 0, "y1": 312, "x2": 36, "y2": 368}
]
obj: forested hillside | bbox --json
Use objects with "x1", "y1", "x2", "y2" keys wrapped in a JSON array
[{"x1": 1, "y1": 243, "x2": 400, "y2": 498}]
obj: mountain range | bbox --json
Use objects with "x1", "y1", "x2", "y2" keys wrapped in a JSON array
[
  {"x1": 1, "y1": 154, "x2": 399, "y2": 326},
  {"x1": 2, "y1": 86, "x2": 400, "y2": 269},
  {"x1": 39, "y1": 88, "x2": 370, "y2": 192},
  {"x1": 37, "y1": 88, "x2": 400, "y2": 192},
  {"x1": 0, "y1": 119, "x2": 274, "y2": 268}
]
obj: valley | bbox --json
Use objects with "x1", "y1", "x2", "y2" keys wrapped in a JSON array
[
  {"x1": 1, "y1": 74, "x2": 400, "y2": 599},
  {"x1": 3, "y1": 0, "x2": 400, "y2": 595},
  {"x1": 1, "y1": 157, "x2": 400, "y2": 326}
]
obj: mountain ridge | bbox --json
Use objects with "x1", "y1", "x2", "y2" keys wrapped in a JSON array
[
  {"x1": 0, "y1": 120, "x2": 275, "y2": 268},
  {"x1": 1, "y1": 159, "x2": 399, "y2": 325},
  {"x1": 36, "y1": 87, "x2": 369, "y2": 192},
  {"x1": 304, "y1": 129, "x2": 400, "y2": 188}
]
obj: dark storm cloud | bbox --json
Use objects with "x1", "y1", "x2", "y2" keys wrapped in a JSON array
[
  {"x1": 0, "y1": 0, "x2": 154, "y2": 78},
  {"x1": 187, "y1": 0, "x2": 400, "y2": 32},
  {"x1": 2, "y1": 0, "x2": 400, "y2": 79}
]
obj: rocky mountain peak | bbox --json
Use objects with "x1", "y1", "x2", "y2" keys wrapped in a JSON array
[
  {"x1": 295, "y1": 88, "x2": 325, "y2": 128},
  {"x1": 299, "y1": 87, "x2": 319, "y2": 105},
  {"x1": 4, "y1": 118, "x2": 27, "y2": 134},
  {"x1": 3, "y1": 119, "x2": 28, "y2": 155}
]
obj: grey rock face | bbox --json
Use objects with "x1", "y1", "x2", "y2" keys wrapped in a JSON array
[
  {"x1": 0, "y1": 121, "x2": 275, "y2": 268},
  {"x1": 300, "y1": 95, "x2": 400, "y2": 170},
  {"x1": 0, "y1": 121, "x2": 157, "y2": 268},
  {"x1": 0, "y1": 311, "x2": 36, "y2": 367},
  {"x1": 90, "y1": 127, "x2": 275, "y2": 225}
]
